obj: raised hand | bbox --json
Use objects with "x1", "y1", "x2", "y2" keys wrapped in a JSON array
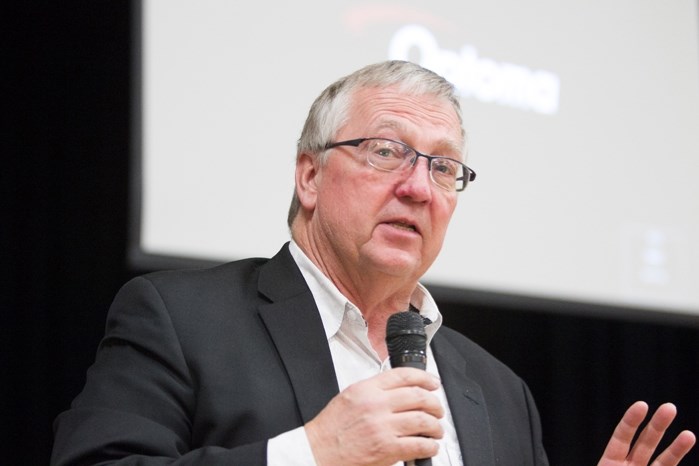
[{"x1": 598, "y1": 401, "x2": 695, "y2": 466}]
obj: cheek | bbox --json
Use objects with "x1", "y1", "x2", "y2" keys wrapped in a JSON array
[
  {"x1": 316, "y1": 184, "x2": 362, "y2": 236},
  {"x1": 430, "y1": 201, "x2": 457, "y2": 243}
]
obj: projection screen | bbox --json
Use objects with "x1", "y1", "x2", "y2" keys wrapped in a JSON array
[{"x1": 131, "y1": 0, "x2": 699, "y2": 320}]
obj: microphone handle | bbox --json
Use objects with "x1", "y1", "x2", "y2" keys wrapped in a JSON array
[
  {"x1": 406, "y1": 458, "x2": 432, "y2": 466},
  {"x1": 399, "y1": 354, "x2": 430, "y2": 466}
]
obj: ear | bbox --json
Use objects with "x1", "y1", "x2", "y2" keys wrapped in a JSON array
[{"x1": 295, "y1": 152, "x2": 320, "y2": 212}]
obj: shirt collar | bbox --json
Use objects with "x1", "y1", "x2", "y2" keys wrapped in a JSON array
[{"x1": 289, "y1": 240, "x2": 442, "y2": 343}]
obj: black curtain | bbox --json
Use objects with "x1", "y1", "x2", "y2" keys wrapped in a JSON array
[{"x1": 4, "y1": 3, "x2": 697, "y2": 465}]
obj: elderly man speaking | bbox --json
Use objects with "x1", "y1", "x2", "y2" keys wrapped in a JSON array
[{"x1": 52, "y1": 61, "x2": 695, "y2": 466}]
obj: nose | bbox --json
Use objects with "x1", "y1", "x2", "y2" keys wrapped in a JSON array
[{"x1": 394, "y1": 157, "x2": 433, "y2": 202}]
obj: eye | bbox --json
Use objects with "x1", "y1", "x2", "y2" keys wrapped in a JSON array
[
  {"x1": 376, "y1": 148, "x2": 393, "y2": 158},
  {"x1": 371, "y1": 142, "x2": 403, "y2": 160},
  {"x1": 431, "y1": 158, "x2": 458, "y2": 177}
]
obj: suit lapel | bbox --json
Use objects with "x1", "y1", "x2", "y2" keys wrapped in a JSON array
[
  {"x1": 255, "y1": 244, "x2": 496, "y2": 462},
  {"x1": 432, "y1": 335, "x2": 496, "y2": 466},
  {"x1": 257, "y1": 244, "x2": 340, "y2": 423}
]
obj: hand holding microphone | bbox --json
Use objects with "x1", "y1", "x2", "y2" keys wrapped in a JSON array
[{"x1": 305, "y1": 310, "x2": 442, "y2": 466}]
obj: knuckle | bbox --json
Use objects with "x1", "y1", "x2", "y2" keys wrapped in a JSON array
[{"x1": 417, "y1": 412, "x2": 436, "y2": 430}]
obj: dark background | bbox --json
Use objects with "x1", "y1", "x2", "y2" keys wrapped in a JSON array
[{"x1": 4, "y1": 2, "x2": 698, "y2": 465}]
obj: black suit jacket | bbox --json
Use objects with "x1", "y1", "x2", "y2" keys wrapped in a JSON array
[{"x1": 52, "y1": 244, "x2": 549, "y2": 465}]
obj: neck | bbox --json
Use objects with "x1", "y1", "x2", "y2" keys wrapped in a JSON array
[
  {"x1": 291, "y1": 232, "x2": 418, "y2": 357},
  {"x1": 292, "y1": 230, "x2": 418, "y2": 311}
]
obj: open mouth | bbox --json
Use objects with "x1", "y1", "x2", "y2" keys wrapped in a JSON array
[{"x1": 388, "y1": 221, "x2": 417, "y2": 232}]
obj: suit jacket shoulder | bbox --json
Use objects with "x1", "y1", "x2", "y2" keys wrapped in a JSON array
[{"x1": 52, "y1": 244, "x2": 338, "y2": 466}]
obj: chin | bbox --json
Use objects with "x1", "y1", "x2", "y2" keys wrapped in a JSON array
[{"x1": 371, "y1": 250, "x2": 425, "y2": 278}]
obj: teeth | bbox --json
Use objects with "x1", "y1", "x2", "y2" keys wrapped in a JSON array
[{"x1": 391, "y1": 222, "x2": 415, "y2": 231}]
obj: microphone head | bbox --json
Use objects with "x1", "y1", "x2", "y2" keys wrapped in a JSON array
[{"x1": 386, "y1": 311, "x2": 427, "y2": 370}]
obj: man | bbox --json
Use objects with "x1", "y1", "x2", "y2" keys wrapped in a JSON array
[{"x1": 51, "y1": 61, "x2": 695, "y2": 465}]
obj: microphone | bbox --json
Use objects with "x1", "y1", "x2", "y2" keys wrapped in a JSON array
[{"x1": 385, "y1": 311, "x2": 431, "y2": 466}]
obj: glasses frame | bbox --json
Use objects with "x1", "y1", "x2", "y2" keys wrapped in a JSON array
[{"x1": 324, "y1": 137, "x2": 476, "y2": 192}]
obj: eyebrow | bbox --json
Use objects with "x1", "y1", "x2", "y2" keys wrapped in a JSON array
[{"x1": 373, "y1": 120, "x2": 464, "y2": 158}]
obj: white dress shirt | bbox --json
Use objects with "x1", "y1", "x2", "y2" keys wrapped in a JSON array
[{"x1": 267, "y1": 241, "x2": 463, "y2": 466}]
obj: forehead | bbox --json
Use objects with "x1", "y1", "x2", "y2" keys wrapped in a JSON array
[{"x1": 345, "y1": 86, "x2": 465, "y2": 153}]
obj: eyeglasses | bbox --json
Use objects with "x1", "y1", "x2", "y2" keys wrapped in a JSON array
[{"x1": 324, "y1": 138, "x2": 476, "y2": 192}]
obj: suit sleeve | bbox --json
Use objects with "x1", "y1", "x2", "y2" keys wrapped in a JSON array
[{"x1": 51, "y1": 276, "x2": 267, "y2": 466}]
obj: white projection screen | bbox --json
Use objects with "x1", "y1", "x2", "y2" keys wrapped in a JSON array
[{"x1": 131, "y1": 0, "x2": 699, "y2": 321}]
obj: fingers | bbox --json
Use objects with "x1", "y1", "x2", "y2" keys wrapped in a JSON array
[
  {"x1": 306, "y1": 368, "x2": 444, "y2": 466},
  {"x1": 387, "y1": 385, "x2": 445, "y2": 418},
  {"x1": 598, "y1": 401, "x2": 696, "y2": 466},
  {"x1": 626, "y1": 403, "x2": 677, "y2": 464},
  {"x1": 651, "y1": 430, "x2": 697, "y2": 466},
  {"x1": 339, "y1": 368, "x2": 441, "y2": 415},
  {"x1": 373, "y1": 368, "x2": 445, "y2": 427},
  {"x1": 600, "y1": 401, "x2": 650, "y2": 461},
  {"x1": 344, "y1": 368, "x2": 444, "y2": 429},
  {"x1": 394, "y1": 432, "x2": 441, "y2": 463},
  {"x1": 375, "y1": 366, "x2": 441, "y2": 391},
  {"x1": 391, "y1": 409, "x2": 445, "y2": 439}
]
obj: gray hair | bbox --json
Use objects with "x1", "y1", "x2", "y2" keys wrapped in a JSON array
[{"x1": 287, "y1": 60, "x2": 464, "y2": 229}]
